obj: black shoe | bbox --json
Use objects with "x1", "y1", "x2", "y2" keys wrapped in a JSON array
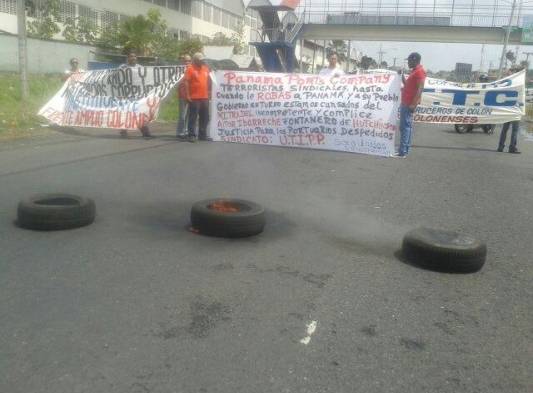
[
  {"x1": 198, "y1": 137, "x2": 213, "y2": 142},
  {"x1": 497, "y1": 147, "x2": 504, "y2": 152},
  {"x1": 509, "y1": 149, "x2": 521, "y2": 154},
  {"x1": 187, "y1": 135, "x2": 197, "y2": 143}
]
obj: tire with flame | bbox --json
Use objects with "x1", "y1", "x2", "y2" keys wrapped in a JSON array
[{"x1": 190, "y1": 198, "x2": 265, "y2": 238}]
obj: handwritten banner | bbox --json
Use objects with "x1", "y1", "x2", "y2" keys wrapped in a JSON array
[
  {"x1": 39, "y1": 66, "x2": 185, "y2": 130},
  {"x1": 417, "y1": 70, "x2": 525, "y2": 124},
  {"x1": 210, "y1": 71, "x2": 401, "y2": 156}
]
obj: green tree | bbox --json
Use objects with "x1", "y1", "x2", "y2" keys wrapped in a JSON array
[
  {"x1": 360, "y1": 55, "x2": 377, "y2": 70},
  {"x1": 27, "y1": 0, "x2": 61, "y2": 39},
  {"x1": 329, "y1": 40, "x2": 348, "y2": 63},
  {"x1": 208, "y1": 22, "x2": 246, "y2": 55},
  {"x1": 178, "y1": 38, "x2": 204, "y2": 57},
  {"x1": 63, "y1": 17, "x2": 99, "y2": 44},
  {"x1": 230, "y1": 21, "x2": 246, "y2": 55},
  {"x1": 98, "y1": 22, "x2": 121, "y2": 49},
  {"x1": 118, "y1": 9, "x2": 168, "y2": 55},
  {"x1": 506, "y1": 50, "x2": 516, "y2": 66}
]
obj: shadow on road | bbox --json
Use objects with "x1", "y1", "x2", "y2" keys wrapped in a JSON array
[
  {"x1": 412, "y1": 144, "x2": 497, "y2": 153},
  {"x1": 52, "y1": 125, "x2": 182, "y2": 142}
]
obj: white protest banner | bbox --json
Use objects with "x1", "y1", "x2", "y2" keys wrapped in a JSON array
[
  {"x1": 416, "y1": 71, "x2": 525, "y2": 124},
  {"x1": 39, "y1": 66, "x2": 185, "y2": 130},
  {"x1": 210, "y1": 71, "x2": 401, "y2": 157}
]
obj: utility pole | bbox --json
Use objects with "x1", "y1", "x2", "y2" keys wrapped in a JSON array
[
  {"x1": 17, "y1": 0, "x2": 29, "y2": 101},
  {"x1": 498, "y1": 0, "x2": 518, "y2": 78},
  {"x1": 479, "y1": 44, "x2": 485, "y2": 72},
  {"x1": 378, "y1": 44, "x2": 386, "y2": 66},
  {"x1": 346, "y1": 40, "x2": 351, "y2": 72}
]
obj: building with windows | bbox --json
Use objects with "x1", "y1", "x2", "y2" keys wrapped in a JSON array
[{"x1": 0, "y1": 0, "x2": 262, "y2": 56}]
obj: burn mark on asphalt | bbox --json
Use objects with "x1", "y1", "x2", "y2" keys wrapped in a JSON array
[
  {"x1": 276, "y1": 265, "x2": 299, "y2": 277},
  {"x1": 131, "y1": 382, "x2": 151, "y2": 393},
  {"x1": 302, "y1": 273, "x2": 332, "y2": 288},
  {"x1": 211, "y1": 262, "x2": 234, "y2": 272},
  {"x1": 247, "y1": 264, "x2": 332, "y2": 288},
  {"x1": 156, "y1": 298, "x2": 231, "y2": 340},
  {"x1": 360, "y1": 325, "x2": 377, "y2": 337},
  {"x1": 188, "y1": 300, "x2": 231, "y2": 338},
  {"x1": 400, "y1": 338, "x2": 426, "y2": 351},
  {"x1": 434, "y1": 321, "x2": 455, "y2": 336}
]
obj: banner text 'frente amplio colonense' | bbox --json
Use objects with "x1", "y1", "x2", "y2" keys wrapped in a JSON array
[{"x1": 39, "y1": 65, "x2": 185, "y2": 130}]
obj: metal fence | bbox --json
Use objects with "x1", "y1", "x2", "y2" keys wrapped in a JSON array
[{"x1": 297, "y1": 0, "x2": 533, "y2": 28}]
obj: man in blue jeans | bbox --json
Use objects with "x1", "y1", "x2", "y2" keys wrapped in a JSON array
[
  {"x1": 498, "y1": 121, "x2": 521, "y2": 154},
  {"x1": 396, "y1": 52, "x2": 426, "y2": 158}
]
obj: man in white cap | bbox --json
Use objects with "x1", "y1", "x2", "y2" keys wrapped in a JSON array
[{"x1": 184, "y1": 52, "x2": 211, "y2": 142}]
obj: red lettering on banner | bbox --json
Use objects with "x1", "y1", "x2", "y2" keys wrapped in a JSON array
[
  {"x1": 279, "y1": 134, "x2": 325, "y2": 146},
  {"x1": 107, "y1": 111, "x2": 123, "y2": 128}
]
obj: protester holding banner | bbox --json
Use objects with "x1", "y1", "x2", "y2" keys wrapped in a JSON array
[
  {"x1": 396, "y1": 52, "x2": 426, "y2": 158},
  {"x1": 319, "y1": 53, "x2": 345, "y2": 77},
  {"x1": 176, "y1": 55, "x2": 192, "y2": 139},
  {"x1": 185, "y1": 52, "x2": 211, "y2": 142},
  {"x1": 119, "y1": 51, "x2": 153, "y2": 139},
  {"x1": 497, "y1": 67, "x2": 523, "y2": 154},
  {"x1": 63, "y1": 58, "x2": 84, "y2": 81}
]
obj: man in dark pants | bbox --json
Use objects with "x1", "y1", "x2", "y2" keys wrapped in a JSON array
[
  {"x1": 185, "y1": 52, "x2": 211, "y2": 142},
  {"x1": 395, "y1": 52, "x2": 426, "y2": 158},
  {"x1": 498, "y1": 121, "x2": 521, "y2": 154}
]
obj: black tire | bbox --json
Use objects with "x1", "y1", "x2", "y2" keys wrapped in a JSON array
[
  {"x1": 454, "y1": 124, "x2": 473, "y2": 133},
  {"x1": 17, "y1": 193, "x2": 96, "y2": 231},
  {"x1": 190, "y1": 198, "x2": 265, "y2": 238},
  {"x1": 402, "y1": 227, "x2": 486, "y2": 273}
]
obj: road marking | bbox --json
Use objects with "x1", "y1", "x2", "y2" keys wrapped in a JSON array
[{"x1": 300, "y1": 320, "x2": 317, "y2": 345}]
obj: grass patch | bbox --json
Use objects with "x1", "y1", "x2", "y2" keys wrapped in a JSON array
[
  {"x1": 0, "y1": 72, "x2": 63, "y2": 135},
  {"x1": 158, "y1": 90, "x2": 179, "y2": 123}
]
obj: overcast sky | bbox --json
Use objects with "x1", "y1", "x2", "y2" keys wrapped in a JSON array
[{"x1": 244, "y1": 0, "x2": 533, "y2": 71}]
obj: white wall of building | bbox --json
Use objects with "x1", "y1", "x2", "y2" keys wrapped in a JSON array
[{"x1": 0, "y1": 34, "x2": 95, "y2": 73}]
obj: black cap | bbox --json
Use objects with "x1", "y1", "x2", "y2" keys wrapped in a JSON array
[{"x1": 407, "y1": 52, "x2": 421, "y2": 62}]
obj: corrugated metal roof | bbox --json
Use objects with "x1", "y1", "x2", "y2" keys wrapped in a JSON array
[{"x1": 205, "y1": 0, "x2": 245, "y2": 16}]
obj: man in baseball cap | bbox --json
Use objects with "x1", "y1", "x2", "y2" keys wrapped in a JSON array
[{"x1": 395, "y1": 52, "x2": 426, "y2": 157}]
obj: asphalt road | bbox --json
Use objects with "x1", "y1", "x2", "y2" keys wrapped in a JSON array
[{"x1": 0, "y1": 124, "x2": 532, "y2": 393}]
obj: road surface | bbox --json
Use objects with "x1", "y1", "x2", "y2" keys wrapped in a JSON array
[{"x1": 0, "y1": 124, "x2": 532, "y2": 393}]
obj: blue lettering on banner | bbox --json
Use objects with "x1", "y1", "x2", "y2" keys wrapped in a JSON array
[
  {"x1": 484, "y1": 91, "x2": 518, "y2": 106},
  {"x1": 441, "y1": 89, "x2": 480, "y2": 105}
]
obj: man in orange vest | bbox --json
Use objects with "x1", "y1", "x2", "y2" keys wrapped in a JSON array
[{"x1": 184, "y1": 52, "x2": 211, "y2": 142}]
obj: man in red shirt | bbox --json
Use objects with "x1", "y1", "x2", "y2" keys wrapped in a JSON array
[
  {"x1": 396, "y1": 52, "x2": 426, "y2": 157},
  {"x1": 185, "y1": 52, "x2": 211, "y2": 142}
]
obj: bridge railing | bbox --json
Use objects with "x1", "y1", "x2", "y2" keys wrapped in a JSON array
[{"x1": 297, "y1": 0, "x2": 532, "y2": 28}]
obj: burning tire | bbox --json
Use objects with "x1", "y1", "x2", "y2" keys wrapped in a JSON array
[
  {"x1": 17, "y1": 193, "x2": 96, "y2": 231},
  {"x1": 190, "y1": 198, "x2": 265, "y2": 238},
  {"x1": 402, "y1": 227, "x2": 486, "y2": 273}
]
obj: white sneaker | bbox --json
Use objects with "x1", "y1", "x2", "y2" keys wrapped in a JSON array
[{"x1": 392, "y1": 153, "x2": 407, "y2": 158}]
